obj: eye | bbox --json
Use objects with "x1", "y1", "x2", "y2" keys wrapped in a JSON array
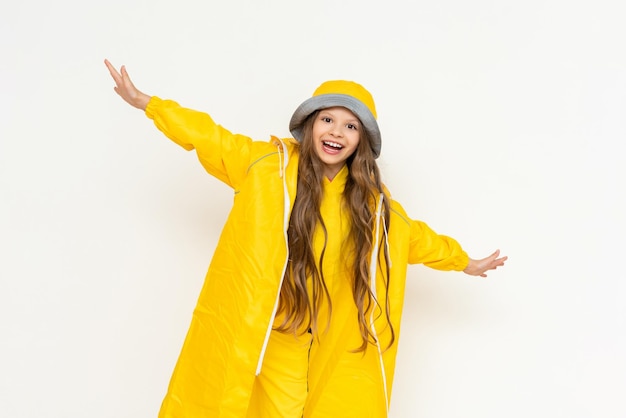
[
  {"x1": 347, "y1": 123, "x2": 358, "y2": 130},
  {"x1": 321, "y1": 116, "x2": 332, "y2": 123}
]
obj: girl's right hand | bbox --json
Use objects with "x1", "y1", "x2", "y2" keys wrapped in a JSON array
[
  {"x1": 463, "y1": 249, "x2": 507, "y2": 278},
  {"x1": 104, "y1": 59, "x2": 151, "y2": 110}
]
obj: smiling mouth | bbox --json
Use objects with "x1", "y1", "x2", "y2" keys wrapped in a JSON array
[{"x1": 322, "y1": 140, "x2": 344, "y2": 150}]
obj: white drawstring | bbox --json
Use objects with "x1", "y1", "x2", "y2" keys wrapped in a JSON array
[
  {"x1": 277, "y1": 141, "x2": 284, "y2": 178},
  {"x1": 368, "y1": 193, "x2": 390, "y2": 414},
  {"x1": 256, "y1": 138, "x2": 290, "y2": 375},
  {"x1": 369, "y1": 193, "x2": 383, "y2": 301},
  {"x1": 382, "y1": 213, "x2": 392, "y2": 269}
]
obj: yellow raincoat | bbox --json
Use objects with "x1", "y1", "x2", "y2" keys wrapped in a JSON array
[{"x1": 145, "y1": 97, "x2": 469, "y2": 417}]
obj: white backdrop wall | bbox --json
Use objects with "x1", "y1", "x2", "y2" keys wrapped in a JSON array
[{"x1": 1, "y1": 0, "x2": 625, "y2": 417}]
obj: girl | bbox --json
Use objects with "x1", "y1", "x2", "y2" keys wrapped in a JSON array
[{"x1": 104, "y1": 59, "x2": 506, "y2": 418}]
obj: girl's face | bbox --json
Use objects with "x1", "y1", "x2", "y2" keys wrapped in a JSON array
[{"x1": 311, "y1": 106, "x2": 361, "y2": 180}]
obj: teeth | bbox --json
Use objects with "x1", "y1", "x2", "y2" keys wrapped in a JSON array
[{"x1": 323, "y1": 141, "x2": 343, "y2": 149}]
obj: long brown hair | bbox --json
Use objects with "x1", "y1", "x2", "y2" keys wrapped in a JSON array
[{"x1": 275, "y1": 110, "x2": 394, "y2": 352}]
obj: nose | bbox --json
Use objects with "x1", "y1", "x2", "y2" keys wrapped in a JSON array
[{"x1": 330, "y1": 124, "x2": 344, "y2": 138}]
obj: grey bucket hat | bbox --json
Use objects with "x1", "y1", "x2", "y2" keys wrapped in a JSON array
[{"x1": 288, "y1": 80, "x2": 382, "y2": 158}]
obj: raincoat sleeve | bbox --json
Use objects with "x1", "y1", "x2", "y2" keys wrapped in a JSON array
[
  {"x1": 408, "y1": 219, "x2": 469, "y2": 271},
  {"x1": 145, "y1": 96, "x2": 253, "y2": 189}
]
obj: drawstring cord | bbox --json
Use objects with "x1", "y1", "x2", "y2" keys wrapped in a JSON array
[
  {"x1": 277, "y1": 142, "x2": 284, "y2": 178},
  {"x1": 382, "y1": 212, "x2": 392, "y2": 269},
  {"x1": 369, "y1": 192, "x2": 390, "y2": 414},
  {"x1": 256, "y1": 138, "x2": 290, "y2": 376}
]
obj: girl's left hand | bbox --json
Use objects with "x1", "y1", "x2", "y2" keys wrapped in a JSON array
[
  {"x1": 463, "y1": 249, "x2": 507, "y2": 277},
  {"x1": 104, "y1": 59, "x2": 151, "y2": 110}
]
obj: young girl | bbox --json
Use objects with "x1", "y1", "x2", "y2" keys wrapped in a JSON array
[{"x1": 104, "y1": 59, "x2": 506, "y2": 418}]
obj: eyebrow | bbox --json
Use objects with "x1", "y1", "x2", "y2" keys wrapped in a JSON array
[{"x1": 319, "y1": 110, "x2": 360, "y2": 124}]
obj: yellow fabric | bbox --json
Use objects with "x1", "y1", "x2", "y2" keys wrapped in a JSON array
[
  {"x1": 247, "y1": 166, "x2": 388, "y2": 417},
  {"x1": 312, "y1": 80, "x2": 377, "y2": 119},
  {"x1": 307, "y1": 166, "x2": 387, "y2": 417},
  {"x1": 246, "y1": 330, "x2": 312, "y2": 418},
  {"x1": 248, "y1": 165, "x2": 352, "y2": 417},
  {"x1": 145, "y1": 96, "x2": 469, "y2": 417}
]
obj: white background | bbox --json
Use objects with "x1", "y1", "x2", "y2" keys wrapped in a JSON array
[{"x1": 1, "y1": 0, "x2": 625, "y2": 417}]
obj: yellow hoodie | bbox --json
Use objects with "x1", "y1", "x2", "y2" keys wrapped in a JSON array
[{"x1": 145, "y1": 97, "x2": 469, "y2": 417}]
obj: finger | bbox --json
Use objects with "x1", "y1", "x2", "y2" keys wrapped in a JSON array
[
  {"x1": 104, "y1": 59, "x2": 123, "y2": 85},
  {"x1": 121, "y1": 65, "x2": 132, "y2": 84},
  {"x1": 493, "y1": 256, "x2": 507, "y2": 266}
]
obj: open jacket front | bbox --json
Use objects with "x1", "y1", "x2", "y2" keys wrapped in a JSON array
[{"x1": 145, "y1": 97, "x2": 469, "y2": 418}]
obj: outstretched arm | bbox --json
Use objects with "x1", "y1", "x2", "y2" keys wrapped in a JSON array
[
  {"x1": 463, "y1": 249, "x2": 507, "y2": 278},
  {"x1": 104, "y1": 59, "x2": 151, "y2": 110}
]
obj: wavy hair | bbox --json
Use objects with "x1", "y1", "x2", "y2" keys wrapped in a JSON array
[{"x1": 275, "y1": 110, "x2": 394, "y2": 352}]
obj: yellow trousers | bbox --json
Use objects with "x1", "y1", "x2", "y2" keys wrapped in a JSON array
[
  {"x1": 246, "y1": 329, "x2": 312, "y2": 418},
  {"x1": 246, "y1": 325, "x2": 386, "y2": 418}
]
